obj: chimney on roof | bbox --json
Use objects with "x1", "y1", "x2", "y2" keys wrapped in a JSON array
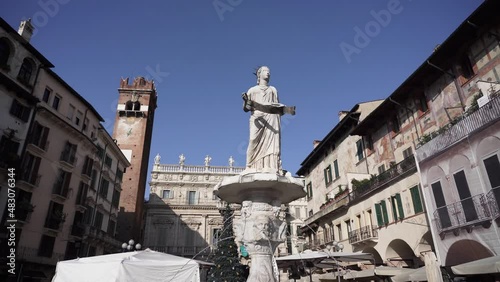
[
  {"x1": 338, "y1": 110, "x2": 350, "y2": 121},
  {"x1": 313, "y1": 140, "x2": 321, "y2": 148},
  {"x1": 18, "y1": 19, "x2": 34, "y2": 42}
]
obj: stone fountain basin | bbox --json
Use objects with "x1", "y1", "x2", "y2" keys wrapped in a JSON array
[{"x1": 214, "y1": 172, "x2": 306, "y2": 204}]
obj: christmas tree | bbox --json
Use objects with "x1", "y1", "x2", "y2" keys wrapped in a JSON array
[{"x1": 208, "y1": 204, "x2": 248, "y2": 282}]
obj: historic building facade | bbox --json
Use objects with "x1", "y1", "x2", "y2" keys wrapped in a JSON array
[
  {"x1": 113, "y1": 77, "x2": 157, "y2": 243},
  {"x1": 0, "y1": 18, "x2": 131, "y2": 281},
  {"x1": 298, "y1": 1, "x2": 499, "y2": 279},
  {"x1": 144, "y1": 155, "x2": 245, "y2": 258},
  {"x1": 414, "y1": 0, "x2": 500, "y2": 269}
]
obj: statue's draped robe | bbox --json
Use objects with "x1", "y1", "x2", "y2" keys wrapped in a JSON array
[{"x1": 246, "y1": 85, "x2": 282, "y2": 173}]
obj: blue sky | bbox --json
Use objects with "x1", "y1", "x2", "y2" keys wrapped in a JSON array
[{"x1": 2, "y1": 1, "x2": 483, "y2": 188}]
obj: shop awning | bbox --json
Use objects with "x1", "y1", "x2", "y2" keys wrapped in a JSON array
[{"x1": 451, "y1": 255, "x2": 500, "y2": 275}]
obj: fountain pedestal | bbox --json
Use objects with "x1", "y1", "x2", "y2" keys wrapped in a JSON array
[{"x1": 214, "y1": 172, "x2": 305, "y2": 282}]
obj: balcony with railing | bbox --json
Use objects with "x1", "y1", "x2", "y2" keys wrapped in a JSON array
[
  {"x1": 433, "y1": 193, "x2": 492, "y2": 238},
  {"x1": 44, "y1": 215, "x2": 65, "y2": 231},
  {"x1": 71, "y1": 222, "x2": 86, "y2": 238},
  {"x1": 417, "y1": 93, "x2": 500, "y2": 163},
  {"x1": 304, "y1": 193, "x2": 350, "y2": 226},
  {"x1": 486, "y1": 186, "x2": 500, "y2": 220},
  {"x1": 153, "y1": 164, "x2": 245, "y2": 174},
  {"x1": 27, "y1": 139, "x2": 50, "y2": 154},
  {"x1": 350, "y1": 155, "x2": 417, "y2": 201},
  {"x1": 348, "y1": 225, "x2": 378, "y2": 245}
]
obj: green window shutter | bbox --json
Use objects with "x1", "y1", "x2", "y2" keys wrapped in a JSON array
[
  {"x1": 324, "y1": 168, "x2": 328, "y2": 186},
  {"x1": 374, "y1": 203, "x2": 383, "y2": 227},
  {"x1": 334, "y1": 160, "x2": 339, "y2": 179},
  {"x1": 380, "y1": 200, "x2": 389, "y2": 225},
  {"x1": 410, "y1": 186, "x2": 423, "y2": 213},
  {"x1": 396, "y1": 193, "x2": 405, "y2": 219},
  {"x1": 328, "y1": 165, "x2": 332, "y2": 183}
]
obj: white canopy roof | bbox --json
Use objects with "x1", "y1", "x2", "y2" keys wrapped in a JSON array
[
  {"x1": 51, "y1": 249, "x2": 200, "y2": 282},
  {"x1": 451, "y1": 255, "x2": 500, "y2": 275}
]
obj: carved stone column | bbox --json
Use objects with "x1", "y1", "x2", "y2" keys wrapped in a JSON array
[{"x1": 215, "y1": 172, "x2": 305, "y2": 282}]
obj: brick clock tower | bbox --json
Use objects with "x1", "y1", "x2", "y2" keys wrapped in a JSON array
[{"x1": 113, "y1": 77, "x2": 157, "y2": 243}]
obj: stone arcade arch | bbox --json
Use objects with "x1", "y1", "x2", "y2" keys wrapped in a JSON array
[
  {"x1": 445, "y1": 239, "x2": 493, "y2": 266},
  {"x1": 362, "y1": 247, "x2": 383, "y2": 265},
  {"x1": 386, "y1": 239, "x2": 419, "y2": 268}
]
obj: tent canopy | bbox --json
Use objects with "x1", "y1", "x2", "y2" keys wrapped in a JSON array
[
  {"x1": 451, "y1": 255, "x2": 500, "y2": 275},
  {"x1": 275, "y1": 251, "x2": 374, "y2": 269},
  {"x1": 51, "y1": 249, "x2": 201, "y2": 282}
]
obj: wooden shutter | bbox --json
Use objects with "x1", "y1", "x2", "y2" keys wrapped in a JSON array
[
  {"x1": 396, "y1": 193, "x2": 404, "y2": 219},
  {"x1": 374, "y1": 203, "x2": 383, "y2": 227},
  {"x1": 380, "y1": 200, "x2": 389, "y2": 225},
  {"x1": 410, "y1": 186, "x2": 423, "y2": 213}
]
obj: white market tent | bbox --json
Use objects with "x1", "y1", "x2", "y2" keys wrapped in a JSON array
[
  {"x1": 451, "y1": 255, "x2": 500, "y2": 275},
  {"x1": 51, "y1": 249, "x2": 201, "y2": 282}
]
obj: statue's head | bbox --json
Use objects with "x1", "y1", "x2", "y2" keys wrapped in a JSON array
[{"x1": 256, "y1": 66, "x2": 270, "y2": 84}]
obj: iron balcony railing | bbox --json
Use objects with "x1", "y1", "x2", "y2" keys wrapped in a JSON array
[
  {"x1": 304, "y1": 193, "x2": 350, "y2": 226},
  {"x1": 433, "y1": 193, "x2": 492, "y2": 234},
  {"x1": 417, "y1": 93, "x2": 500, "y2": 162},
  {"x1": 60, "y1": 150, "x2": 77, "y2": 165},
  {"x1": 486, "y1": 186, "x2": 500, "y2": 219},
  {"x1": 350, "y1": 155, "x2": 417, "y2": 201},
  {"x1": 52, "y1": 182, "x2": 69, "y2": 199},
  {"x1": 348, "y1": 225, "x2": 378, "y2": 244}
]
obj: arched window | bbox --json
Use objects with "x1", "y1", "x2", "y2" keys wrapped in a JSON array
[
  {"x1": 0, "y1": 38, "x2": 11, "y2": 66},
  {"x1": 133, "y1": 101, "x2": 141, "y2": 111},
  {"x1": 18, "y1": 58, "x2": 34, "y2": 83},
  {"x1": 125, "y1": 101, "x2": 133, "y2": 111}
]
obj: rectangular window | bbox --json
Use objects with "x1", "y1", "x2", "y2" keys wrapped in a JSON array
[
  {"x1": 403, "y1": 147, "x2": 413, "y2": 159},
  {"x1": 306, "y1": 182, "x2": 313, "y2": 200},
  {"x1": 45, "y1": 201, "x2": 65, "y2": 230},
  {"x1": 212, "y1": 228, "x2": 221, "y2": 245},
  {"x1": 82, "y1": 156, "x2": 94, "y2": 177},
  {"x1": 100, "y1": 178, "x2": 109, "y2": 199},
  {"x1": 67, "y1": 104, "x2": 75, "y2": 120},
  {"x1": 410, "y1": 186, "x2": 423, "y2": 214},
  {"x1": 90, "y1": 169, "x2": 97, "y2": 191},
  {"x1": 390, "y1": 193, "x2": 405, "y2": 221},
  {"x1": 432, "y1": 181, "x2": 452, "y2": 229},
  {"x1": 60, "y1": 141, "x2": 77, "y2": 165},
  {"x1": 336, "y1": 224, "x2": 342, "y2": 241},
  {"x1": 108, "y1": 220, "x2": 116, "y2": 236},
  {"x1": 38, "y1": 235, "x2": 56, "y2": 258},
  {"x1": 324, "y1": 165, "x2": 333, "y2": 186},
  {"x1": 453, "y1": 170, "x2": 478, "y2": 222},
  {"x1": 10, "y1": 99, "x2": 30, "y2": 122},
  {"x1": 391, "y1": 115, "x2": 400, "y2": 133},
  {"x1": 84, "y1": 206, "x2": 94, "y2": 224},
  {"x1": 116, "y1": 168, "x2": 123, "y2": 181},
  {"x1": 75, "y1": 110, "x2": 83, "y2": 126},
  {"x1": 104, "y1": 154, "x2": 112, "y2": 168},
  {"x1": 112, "y1": 189, "x2": 120, "y2": 208},
  {"x1": 417, "y1": 93, "x2": 428, "y2": 112},
  {"x1": 75, "y1": 182, "x2": 88, "y2": 206},
  {"x1": 42, "y1": 87, "x2": 52, "y2": 103},
  {"x1": 365, "y1": 135, "x2": 374, "y2": 151},
  {"x1": 30, "y1": 121, "x2": 50, "y2": 150},
  {"x1": 333, "y1": 160, "x2": 339, "y2": 179},
  {"x1": 162, "y1": 190, "x2": 173, "y2": 199},
  {"x1": 94, "y1": 211, "x2": 103, "y2": 230},
  {"x1": 295, "y1": 207, "x2": 301, "y2": 218},
  {"x1": 484, "y1": 155, "x2": 500, "y2": 210},
  {"x1": 21, "y1": 153, "x2": 41, "y2": 185},
  {"x1": 96, "y1": 145, "x2": 104, "y2": 159},
  {"x1": 53, "y1": 170, "x2": 71, "y2": 198},
  {"x1": 52, "y1": 95, "x2": 61, "y2": 110},
  {"x1": 188, "y1": 191, "x2": 197, "y2": 205},
  {"x1": 356, "y1": 139, "x2": 364, "y2": 162},
  {"x1": 378, "y1": 164, "x2": 385, "y2": 175}
]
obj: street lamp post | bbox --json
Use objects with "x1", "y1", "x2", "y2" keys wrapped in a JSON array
[
  {"x1": 122, "y1": 239, "x2": 142, "y2": 252},
  {"x1": 326, "y1": 241, "x2": 344, "y2": 282}
]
